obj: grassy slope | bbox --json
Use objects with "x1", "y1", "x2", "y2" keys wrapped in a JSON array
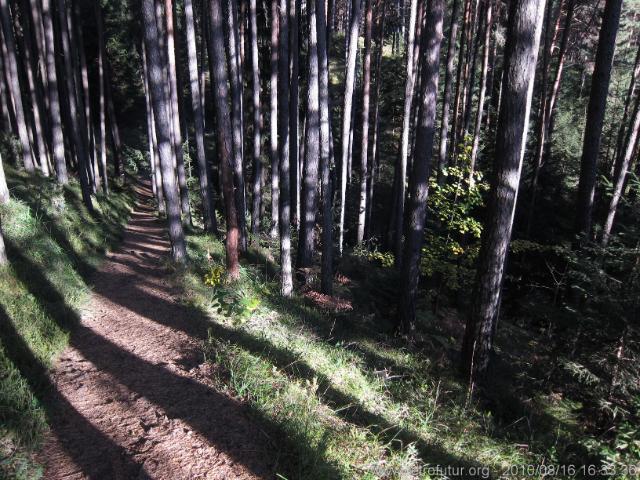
[{"x1": 0, "y1": 167, "x2": 133, "y2": 479}]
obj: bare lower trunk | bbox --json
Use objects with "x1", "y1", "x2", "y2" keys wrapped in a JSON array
[
  {"x1": 461, "y1": 0, "x2": 546, "y2": 381},
  {"x1": 249, "y1": 0, "x2": 263, "y2": 239},
  {"x1": 0, "y1": 151, "x2": 8, "y2": 204},
  {"x1": 142, "y1": 0, "x2": 187, "y2": 263},
  {"x1": 397, "y1": 0, "x2": 444, "y2": 332}
]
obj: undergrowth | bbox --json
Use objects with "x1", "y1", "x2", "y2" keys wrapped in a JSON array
[{"x1": 0, "y1": 166, "x2": 133, "y2": 479}]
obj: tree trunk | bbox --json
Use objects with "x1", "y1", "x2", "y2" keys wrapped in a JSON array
[
  {"x1": 227, "y1": 0, "x2": 247, "y2": 250},
  {"x1": 317, "y1": 0, "x2": 334, "y2": 294},
  {"x1": 461, "y1": 0, "x2": 546, "y2": 381},
  {"x1": 357, "y1": 0, "x2": 374, "y2": 245},
  {"x1": 278, "y1": 0, "x2": 293, "y2": 297},
  {"x1": 142, "y1": 0, "x2": 187, "y2": 263},
  {"x1": 450, "y1": 0, "x2": 472, "y2": 163},
  {"x1": 249, "y1": 0, "x2": 263, "y2": 239},
  {"x1": 436, "y1": 0, "x2": 461, "y2": 183},
  {"x1": 96, "y1": 1, "x2": 109, "y2": 195},
  {"x1": 289, "y1": 0, "x2": 300, "y2": 228},
  {"x1": 468, "y1": 0, "x2": 493, "y2": 183},
  {"x1": 185, "y1": 0, "x2": 217, "y2": 233},
  {"x1": 298, "y1": 0, "x2": 320, "y2": 269},
  {"x1": 209, "y1": 0, "x2": 241, "y2": 280},
  {"x1": 0, "y1": 217, "x2": 7, "y2": 266},
  {"x1": 55, "y1": 0, "x2": 93, "y2": 212},
  {"x1": 397, "y1": 0, "x2": 444, "y2": 332},
  {"x1": 574, "y1": 0, "x2": 623, "y2": 240},
  {"x1": 338, "y1": 0, "x2": 363, "y2": 255},
  {"x1": 602, "y1": 94, "x2": 640, "y2": 245},
  {"x1": 270, "y1": 0, "x2": 280, "y2": 238},
  {"x1": 0, "y1": 0, "x2": 35, "y2": 172},
  {"x1": 0, "y1": 151, "x2": 8, "y2": 204}
]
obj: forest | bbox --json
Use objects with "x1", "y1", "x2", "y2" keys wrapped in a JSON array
[{"x1": 0, "y1": 0, "x2": 639, "y2": 478}]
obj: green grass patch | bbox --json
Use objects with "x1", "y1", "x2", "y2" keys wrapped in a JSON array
[{"x1": 0, "y1": 167, "x2": 133, "y2": 479}]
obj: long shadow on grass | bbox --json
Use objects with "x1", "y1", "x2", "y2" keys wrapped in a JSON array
[{"x1": 4, "y1": 240, "x2": 342, "y2": 479}]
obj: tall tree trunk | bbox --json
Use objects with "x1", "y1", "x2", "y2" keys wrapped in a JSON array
[
  {"x1": 461, "y1": 0, "x2": 546, "y2": 381},
  {"x1": 142, "y1": 0, "x2": 187, "y2": 263},
  {"x1": 528, "y1": 0, "x2": 575, "y2": 232},
  {"x1": 317, "y1": 0, "x2": 334, "y2": 294},
  {"x1": 55, "y1": 0, "x2": 93, "y2": 212},
  {"x1": 270, "y1": 0, "x2": 280, "y2": 238},
  {"x1": 249, "y1": 0, "x2": 263, "y2": 239},
  {"x1": 357, "y1": 0, "x2": 374, "y2": 245},
  {"x1": 574, "y1": 0, "x2": 623, "y2": 240},
  {"x1": 436, "y1": 0, "x2": 461, "y2": 183},
  {"x1": 227, "y1": 0, "x2": 247, "y2": 250},
  {"x1": 105, "y1": 58, "x2": 123, "y2": 178},
  {"x1": 338, "y1": 0, "x2": 363, "y2": 255},
  {"x1": 209, "y1": 0, "x2": 241, "y2": 279},
  {"x1": 142, "y1": 42, "x2": 166, "y2": 214},
  {"x1": 165, "y1": 0, "x2": 192, "y2": 225},
  {"x1": 450, "y1": 0, "x2": 472, "y2": 163},
  {"x1": 96, "y1": 1, "x2": 109, "y2": 195},
  {"x1": 0, "y1": 0, "x2": 35, "y2": 172},
  {"x1": 468, "y1": 0, "x2": 493, "y2": 183},
  {"x1": 602, "y1": 95, "x2": 640, "y2": 245},
  {"x1": 278, "y1": 0, "x2": 293, "y2": 296},
  {"x1": 397, "y1": 0, "x2": 444, "y2": 332},
  {"x1": 289, "y1": 0, "x2": 300, "y2": 228},
  {"x1": 298, "y1": 0, "x2": 320, "y2": 269},
  {"x1": 461, "y1": 0, "x2": 482, "y2": 139},
  {"x1": 0, "y1": 151, "x2": 8, "y2": 204},
  {"x1": 185, "y1": 0, "x2": 217, "y2": 233}
]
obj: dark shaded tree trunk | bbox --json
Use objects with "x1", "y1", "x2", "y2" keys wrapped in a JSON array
[
  {"x1": 298, "y1": 0, "x2": 320, "y2": 269},
  {"x1": 574, "y1": 0, "x2": 622, "y2": 240},
  {"x1": 461, "y1": 0, "x2": 546, "y2": 382},
  {"x1": 249, "y1": 0, "x2": 263, "y2": 239},
  {"x1": 278, "y1": 0, "x2": 293, "y2": 296},
  {"x1": 436, "y1": 0, "x2": 461, "y2": 183},
  {"x1": 338, "y1": 0, "x2": 363, "y2": 255},
  {"x1": 450, "y1": 0, "x2": 472, "y2": 162},
  {"x1": 55, "y1": 0, "x2": 93, "y2": 212},
  {"x1": 209, "y1": 0, "x2": 241, "y2": 280},
  {"x1": 185, "y1": 0, "x2": 217, "y2": 233},
  {"x1": 270, "y1": 0, "x2": 280, "y2": 238},
  {"x1": 142, "y1": 0, "x2": 187, "y2": 263},
  {"x1": 397, "y1": 0, "x2": 444, "y2": 332},
  {"x1": 105, "y1": 59, "x2": 123, "y2": 178},
  {"x1": 0, "y1": 0, "x2": 35, "y2": 172},
  {"x1": 317, "y1": 0, "x2": 334, "y2": 294}
]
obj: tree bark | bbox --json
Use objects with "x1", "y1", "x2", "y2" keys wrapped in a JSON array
[
  {"x1": 574, "y1": 0, "x2": 622, "y2": 240},
  {"x1": 289, "y1": 0, "x2": 300, "y2": 228},
  {"x1": 0, "y1": 151, "x2": 8, "y2": 204},
  {"x1": 278, "y1": 0, "x2": 293, "y2": 296},
  {"x1": 297, "y1": 0, "x2": 320, "y2": 269},
  {"x1": 317, "y1": 0, "x2": 334, "y2": 294},
  {"x1": 461, "y1": 0, "x2": 546, "y2": 381},
  {"x1": 436, "y1": 0, "x2": 461, "y2": 183},
  {"x1": 96, "y1": 1, "x2": 109, "y2": 194},
  {"x1": 142, "y1": 0, "x2": 187, "y2": 263},
  {"x1": 249, "y1": 0, "x2": 263, "y2": 239},
  {"x1": 209, "y1": 0, "x2": 241, "y2": 280},
  {"x1": 185, "y1": 0, "x2": 217, "y2": 233},
  {"x1": 469, "y1": 0, "x2": 493, "y2": 183},
  {"x1": 450, "y1": 0, "x2": 472, "y2": 163},
  {"x1": 338, "y1": 0, "x2": 363, "y2": 255},
  {"x1": 270, "y1": 0, "x2": 280, "y2": 238},
  {"x1": 0, "y1": 216, "x2": 7, "y2": 266},
  {"x1": 397, "y1": 0, "x2": 444, "y2": 332},
  {"x1": 0, "y1": 0, "x2": 35, "y2": 172}
]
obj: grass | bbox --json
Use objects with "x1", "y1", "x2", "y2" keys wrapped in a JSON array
[
  {"x1": 0, "y1": 166, "x2": 133, "y2": 479},
  {"x1": 173, "y1": 229, "x2": 607, "y2": 479}
]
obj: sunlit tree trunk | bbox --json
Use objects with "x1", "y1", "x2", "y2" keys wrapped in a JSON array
[
  {"x1": 450, "y1": 0, "x2": 471, "y2": 162},
  {"x1": 338, "y1": 0, "x2": 363, "y2": 255},
  {"x1": 575, "y1": 0, "x2": 622, "y2": 240},
  {"x1": 0, "y1": 217, "x2": 7, "y2": 266},
  {"x1": 185, "y1": 0, "x2": 217, "y2": 233},
  {"x1": 462, "y1": 0, "x2": 546, "y2": 381},
  {"x1": 249, "y1": 0, "x2": 263, "y2": 239},
  {"x1": 298, "y1": 0, "x2": 320, "y2": 269},
  {"x1": 96, "y1": 1, "x2": 109, "y2": 195},
  {"x1": 397, "y1": 0, "x2": 444, "y2": 332},
  {"x1": 436, "y1": 0, "x2": 461, "y2": 183},
  {"x1": 0, "y1": 0, "x2": 35, "y2": 172},
  {"x1": 209, "y1": 0, "x2": 241, "y2": 279},
  {"x1": 270, "y1": 0, "x2": 280, "y2": 238},
  {"x1": 142, "y1": 0, "x2": 187, "y2": 263},
  {"x1": 290, "y1": 0, "x2": 300, "y2": 228},
  {"x1": 0, "y1": 151, "x2": 8, "y2": 204}
]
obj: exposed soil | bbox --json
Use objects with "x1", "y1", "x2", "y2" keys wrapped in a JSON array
[{"x1": 37, "y1": 184, "x2": 273, "y2": 479}]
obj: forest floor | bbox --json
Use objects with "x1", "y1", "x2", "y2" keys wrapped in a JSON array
[{"x1": 35, "y1": 183, "x2": 274, "y2": 479}]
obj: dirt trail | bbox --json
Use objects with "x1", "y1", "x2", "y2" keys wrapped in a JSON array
[{"x1": 38, "y1": 184, "x2": 272, "y2": 479}]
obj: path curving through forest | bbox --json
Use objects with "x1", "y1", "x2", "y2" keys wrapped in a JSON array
[{"x1": 37, "y1": 183, "x2": 272, "y2": 479}]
